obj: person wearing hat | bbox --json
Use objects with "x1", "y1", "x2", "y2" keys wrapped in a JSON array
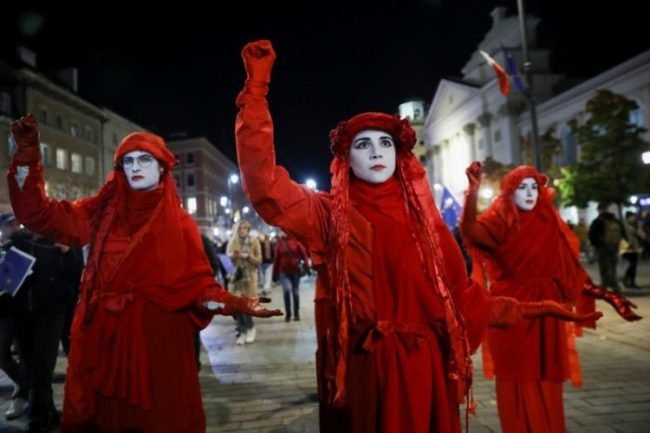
[
  {"x1": 461, "y1": 162, "x2": 641, "y2": 433},
  {"x1": 7, "y1": 114, "x2": 282, "y2": 433},
  {"x1": 234, "y1": 39, "x2": 601, "y2": 433}
]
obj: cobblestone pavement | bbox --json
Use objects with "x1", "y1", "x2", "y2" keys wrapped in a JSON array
[{"x1": 1, "y1": 262, "x2": 649, "y2": 433}]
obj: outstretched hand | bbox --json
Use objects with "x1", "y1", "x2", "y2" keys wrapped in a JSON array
[
  {"x1": 488, "y1": 296, "x2": 603, "y2": 328},
  {"x1": 206, "y1": 295, "x2": 283, "y2": 318},
  {"x1": 584, "y1": 279, "x2": 642, "y2": 322},
  {"x1": 241, "y1": 39, "x2": 276, "y2": 84},
  {"x1": 10, "y1": 114, "x2": 41, "y2": 164},
  {"x1": 465, "y1": 161, "x2": 482, "y2": 193},
  {"x1": 609, "y1": 296, "x2": 642, "y2": 322},
  {"x1": 520, "y1": 300, "x2": 603, "y2": 323}
]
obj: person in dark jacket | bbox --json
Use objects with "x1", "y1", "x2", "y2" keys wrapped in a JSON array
[
  {"x1": 588, "y1": 203, "x2": 626, "y2": 292},
  {"x1": 0, "y1": 213, "x2": 29, "y2": 421},
  {"x1": 273, "y1": 230, "x2": 310, "y2": 322},
  {"x1": 8, "y1": 228, "x2": 84, "y2": 432}
]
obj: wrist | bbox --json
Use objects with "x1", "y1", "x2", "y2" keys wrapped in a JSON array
[{"x1": 245, "y1": 79, "x2": 269, "y2": 92}]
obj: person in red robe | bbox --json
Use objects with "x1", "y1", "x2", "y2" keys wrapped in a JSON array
[
  {"x1": 234, "y1": 39, "x2": 600, "y2": 433},
  {"x1": 7, "y1": 115, "x2": 281, "y2": 433},
  {"x1": 460, "y1": 161, "x2": 641, "y2": 433}
]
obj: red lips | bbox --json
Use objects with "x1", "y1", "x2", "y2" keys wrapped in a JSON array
[{"x1": 370, "y1": 164, "x2": 386, "y2": 171}]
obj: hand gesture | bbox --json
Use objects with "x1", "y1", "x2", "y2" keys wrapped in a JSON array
[
  {"x1": 241, "y1": 39, "x2": 276, "y2": 84},
  {"x1": 227, "y1": 296, "x2": 283, "y2": 318},
  {"x1": 520, "y1": 300, "x2": 603, "y2": 323},
  {"x1": 584, "y1": 278, "x2": 642, "y2": 322},
  {"x1": 489, "y1": 296, "x2": 603, "y2": 328},
  {"x1": 603, "y1": 293, "x2": 642, "y2": 322},
  {"x1": 10, "y1": 114, "x2": 41, "y2": 164},
  {"x1": 465, "y1": 161, "x2": 482, "y2": 194}
]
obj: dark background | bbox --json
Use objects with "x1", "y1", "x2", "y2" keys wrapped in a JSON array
[{"x1": 2, "y1": 0, "x2": 646, "y2": 189}]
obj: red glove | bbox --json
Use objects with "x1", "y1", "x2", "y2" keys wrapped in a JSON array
[
  {"x1": 10, "y1": 114, "x2": 41, "y2": 164},
  {"x1": 488, "y1": 296, "x2": 603, "y2": 328},
  {"x1": 583, "y1": 278, "x2": 642, "y2": 322},
  {"x1": 519, "y1": 300, "x2": 603, "y2": 323},
  {"x1": 198, "y1": 287, "x2": 282, "y2": 318},
  {"x1": 241, "y1": 39, "x2": 276, "y2": 85},
  {"x1": 465, "y1": 161, "x2": 482, "y2": 195},
  {"x1": 488, "y1": 296, "x2": 521, "y2": 327}
]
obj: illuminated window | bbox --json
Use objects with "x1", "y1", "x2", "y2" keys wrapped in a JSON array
[
  {"x1": 85, "y1": 156, "x2": 95, "y2": 176},
  {"x1": 40, "y1": 143, "x2": 50, "y2": 166},
  {"x1": 71, "y1": 153, "x2": 82, "y2": 173},
  {"x1": 187, "y1": 197, "x2": 197, "y2": 214},
  {"x1": 56, "y1": 149, "x2": 68, "y2": 170}
]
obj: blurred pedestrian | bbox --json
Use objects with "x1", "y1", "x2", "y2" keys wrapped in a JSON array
[
  {"x1": 227, "y1": 219, "x2": 262, "y2": 344},
  {"x1": 621, "y1": 211, "x2": 645, "y2": 288},
  {"x1": 589, "y1": 203, "x2": 625, "y2": 292},
  {"x1": 273, "y1": 230, "x2": 310, "y2": 322}
]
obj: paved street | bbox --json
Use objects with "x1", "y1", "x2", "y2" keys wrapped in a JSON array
[{"x1": 1, "y1": 261, "x2": 649, "y2": 433}]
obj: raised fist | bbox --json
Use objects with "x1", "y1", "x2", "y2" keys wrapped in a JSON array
[
  {"x1": 241, "y1": 39, "x2": 276, "y2": 84},
  {"x1": 10, "y1": 114, "x2": 41, "y2": 164},
  {"x1": 465, "y1": 161, "x2": 482, "y2": 194}
]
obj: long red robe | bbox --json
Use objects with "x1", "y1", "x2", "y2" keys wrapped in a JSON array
[
  {"x1": 465, "y1": 188, "x2": 588, "y2": 433},
  {"x1": 7, "y1": 160, "x2": 219, "y2": 432},
  {"x1": 235, "y1": 87, "x2": 492, "y2": 433}
]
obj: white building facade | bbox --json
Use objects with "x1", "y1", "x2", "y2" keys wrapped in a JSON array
[{"x1": 422, "y1": 7, "x2": 650, "y2": 222}]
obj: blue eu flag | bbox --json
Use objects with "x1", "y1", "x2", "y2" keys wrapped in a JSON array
[{"x1": 441, "y1": 187, "x2": 462, "y2": 229}]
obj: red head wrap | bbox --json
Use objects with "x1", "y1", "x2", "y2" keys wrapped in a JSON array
[
  {"x1": 329, "y1": 112, "x2": 416, "y2": 157},
  {"x1": 114, "y1": 132, "x2": 178, "y2": 172}
]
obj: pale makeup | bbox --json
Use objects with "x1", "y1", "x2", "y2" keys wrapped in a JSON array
[
  {"x1": 513, "y1": 177, "x2": 539, "y2": 211},
  {"x1": 348, "y1": 130, "x2": 396, "y2": 184},
  {"x1": 122, "y1": 150, "x2": 161, "y2": 191}
]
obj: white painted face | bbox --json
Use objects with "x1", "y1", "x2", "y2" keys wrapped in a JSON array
[
  {"x1": 513, "y1": 177, "x2": 539, "y2": 211},
  {"x1": 121, "y1": 150, "x2": 161, "y2": 191},
  {"x1": 348, "y1": 130, "x2": 396, "y2": 184}
]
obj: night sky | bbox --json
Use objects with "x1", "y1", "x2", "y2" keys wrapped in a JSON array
[{"x1": 2, "y1": 0, "x2": 646, "y2": 190}]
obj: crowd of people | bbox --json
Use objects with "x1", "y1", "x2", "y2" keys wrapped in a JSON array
[{"x1": 0, "y1": 37, "x2": 644, "y2": 433}]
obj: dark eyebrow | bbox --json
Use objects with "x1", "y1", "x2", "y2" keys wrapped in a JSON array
[
  {"x1": 353, "y1": 137, "x2": 371, "y2": 144},
  {"x1": 353, "y1": 135, "x2": 393, "y2": 144}
]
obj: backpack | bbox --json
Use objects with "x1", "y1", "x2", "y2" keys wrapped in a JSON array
[{"x1": 603, "y1": 218, "x2": 623, "y2": 247}]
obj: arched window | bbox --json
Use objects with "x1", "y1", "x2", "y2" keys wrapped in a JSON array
[
  {"x1": 560, "y1": 125, "x2": 577, "y2": 165},
  {"x1": 629, "y1": 103, "x2": 644, "y2": 128}
]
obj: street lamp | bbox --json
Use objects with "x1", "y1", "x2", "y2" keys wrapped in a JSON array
[
  {"x1": 305, "y1": 178, "x2": 317, "y2": 191},
  {"x1": 516, "y1": 0, "x2": 542, "y2": 171},
  {"x1": 642, "y1": 151, "x2": 650, "y2": 165},
  {"x1": 227, "y1": 173, "x2": 240, "y2": 227}
]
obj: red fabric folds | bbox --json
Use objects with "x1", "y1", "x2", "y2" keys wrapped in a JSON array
[{"x1": 8, "y1": 131, "x2": 222, "y2": 432}]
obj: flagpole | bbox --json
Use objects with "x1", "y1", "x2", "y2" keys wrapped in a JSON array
[{"x1": 516, "y1": 0, "x2": 542, "y2": 171}]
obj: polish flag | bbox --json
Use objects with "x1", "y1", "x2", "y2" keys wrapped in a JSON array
[{"x1": 479, "y1": 50, "x2": 510, "y2": 96}]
